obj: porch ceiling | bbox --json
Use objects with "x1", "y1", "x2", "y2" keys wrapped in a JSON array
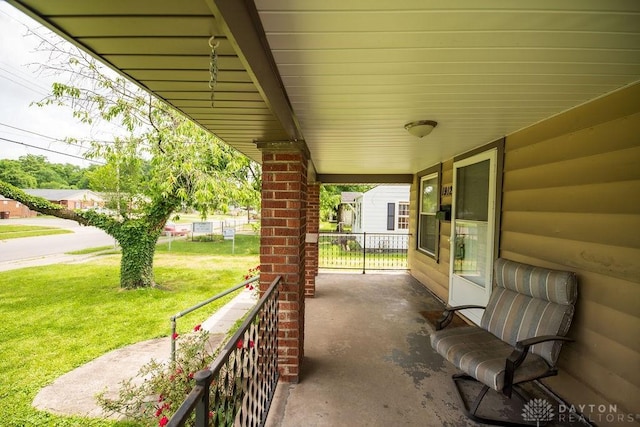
[{"x1": 7, "y1": 0, "x2": 640, "y2": 177}]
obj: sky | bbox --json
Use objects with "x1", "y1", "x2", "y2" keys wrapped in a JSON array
[{"x1": 0, "y1": 1, "x2": 112, "y2": 167}]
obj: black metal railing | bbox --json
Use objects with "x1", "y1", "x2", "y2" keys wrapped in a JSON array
[
  {"x1": 168, "y1": 276, "x2": 280, "y2": 427},
  {"x1": 170, "y1": 276, "x2": 260, "y2": 362},
  {"x1": 318, "y1": 232, "x2": 409, "y2": 273}
]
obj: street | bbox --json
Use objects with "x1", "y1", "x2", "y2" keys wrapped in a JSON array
[{"x1": 0, "y1": 217, "x2": 116, "y2": 263}]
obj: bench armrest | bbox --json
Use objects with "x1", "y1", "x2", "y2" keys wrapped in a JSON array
[
  {"x1": 435, "y1": 305, "x2": 485, "y2": 330},
  {"x1": 503, "y1": 335, "x2": 575, "y2": 397}
]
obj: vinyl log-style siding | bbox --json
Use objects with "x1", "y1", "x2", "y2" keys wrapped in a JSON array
[
  {"x1": 501, "y1": 84, "x2": 640, "y2": 425},
  {"x1": 409, "y1": 83, "x2": 640, "y2": 425}
]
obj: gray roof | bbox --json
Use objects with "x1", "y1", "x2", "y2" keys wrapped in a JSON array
[{"x1": 23, "y1": 189, "x2": 103, "y2": 201}]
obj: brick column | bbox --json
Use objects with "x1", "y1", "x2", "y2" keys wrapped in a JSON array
[
  {"x1": 305, "y1": 182, "x2": 320, "y2": 297},
  {"x1": 259, "y1": 143, "x2": 307, "y2": 383}
]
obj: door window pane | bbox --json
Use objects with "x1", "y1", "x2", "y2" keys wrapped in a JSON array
[
  {"x1": 455, "y1": 159, "x2": 489, "y2": 221},
  {"x1": 453, "y1": 220, "x2": 488, "y2": 287}
]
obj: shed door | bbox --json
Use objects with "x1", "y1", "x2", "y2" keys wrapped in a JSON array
[{"x1": 448, "y1": 148, "x2": 498, "y2": 325}]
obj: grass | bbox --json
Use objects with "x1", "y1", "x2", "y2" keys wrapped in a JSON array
[
  {"x1": 156, "y1": 234, "x2": 259, "y2": 256},
  {"x1": 0, "y1": 224, "x2": 73, "y2": 240},
  {"x1": 66, "y1": 245, "x2": 118, "y2": 255},
  {"x1": 0, "y1": 242, "x2": 259, "y2": 426}
]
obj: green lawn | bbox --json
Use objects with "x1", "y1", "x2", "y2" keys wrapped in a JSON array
[
  {"x1": 0, "y1": 240, "x2": 259, "y2": 426},
  {"x1": 156, "y1": 234, "x2": 259, "y2": 256},
  {"x1": 0, "y1": 224, "x2": 73, "y2": 240}
]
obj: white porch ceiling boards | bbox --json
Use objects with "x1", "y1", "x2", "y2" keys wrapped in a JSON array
[
  {"x1": 256, "y1": 0, "x2": 640, "y2": 175},
  {"x1": 7, "y1": 0, "x2": 640, "y2": 177}
]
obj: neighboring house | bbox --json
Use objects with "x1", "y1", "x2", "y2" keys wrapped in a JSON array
[
  {"x1": 0, "y1": 189, "x2": 105, "y2": 218},
  {"x1": 23, "y1": 189, "x2": 105, "y2": 211},
  {"x1": 351, "y1": 185, "x2": 410, "y2": 250},
  {"x1": 351, "y1": 185, "x2": 410, "y2": 234},
  {"x1": 0, "y1": 196, "x2": 35, "y2": 219}
]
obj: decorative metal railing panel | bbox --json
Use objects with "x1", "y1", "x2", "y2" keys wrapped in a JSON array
[
  {"x1": 319, "y1": 232, "x2": 409, "y2": 273},
  {"x1": 168, "y1": 276, "x2": 280, "y2": 427}
]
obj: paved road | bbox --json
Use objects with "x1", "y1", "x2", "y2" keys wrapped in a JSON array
[{"x1": 0, "y1": 217, "x2": 117, "y2": 263}]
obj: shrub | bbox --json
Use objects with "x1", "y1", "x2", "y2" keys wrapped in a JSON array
[{"x1": 97, "y1": 325, "x2": 217, "y2": 426}]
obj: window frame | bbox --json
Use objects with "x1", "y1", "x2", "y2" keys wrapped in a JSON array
[
  {"x1": 397, "y1": 201, "x2": 409, "y2": 230},
  {"x1": 416, "y1": 164, "x2": 441, "y2": 260}
]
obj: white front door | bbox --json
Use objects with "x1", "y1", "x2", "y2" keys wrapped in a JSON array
[{"x1": 448, "y1": 148, "x2": 498, "y2": 325}]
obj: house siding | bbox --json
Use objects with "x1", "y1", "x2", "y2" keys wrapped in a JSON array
[
  {"x1": 501, "y1": 84, "x2": 640, "y2": 425},
  {"x1": 353, "y1": 185, "x2": 410, "y2": 234},
  {"x1": 409, "y1": 83, "x2": 640, "y2": 425}
]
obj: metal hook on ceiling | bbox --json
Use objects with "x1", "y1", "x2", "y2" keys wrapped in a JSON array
[{"x1": 208, "y1": 36, "x2": 220, "y2": 49}]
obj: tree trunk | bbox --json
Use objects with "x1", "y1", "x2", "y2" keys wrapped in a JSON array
[{"x1": 119, "y1": 231, "x2": 159, "y2": 289}]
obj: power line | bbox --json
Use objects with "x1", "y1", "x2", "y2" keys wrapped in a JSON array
[
  {"x1": 0, "y1": 136, "x2": 105, "y2": 165},
  {"x1": 0, "y1": 121, "x2": 123, "y2": 150},
  {"x1": 0, "y1": 122, "x2": 87, "y2": 150}
]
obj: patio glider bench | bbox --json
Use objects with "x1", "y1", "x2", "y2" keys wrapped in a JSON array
[{"x1": 431, "y1": 258, "x2": 577, "y2": 426}]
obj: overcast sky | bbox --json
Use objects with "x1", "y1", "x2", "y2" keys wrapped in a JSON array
[{"x1": 0, "y1": 1, "x2": 108, "y2": 167}]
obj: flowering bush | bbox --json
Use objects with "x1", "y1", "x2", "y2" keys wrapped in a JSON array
[
  {"x1": 96, "y1": 324, "x2": 217, "y2": 426},
  {"x1": 243, "y1": 265, "x2": 260, "y2": 296}
]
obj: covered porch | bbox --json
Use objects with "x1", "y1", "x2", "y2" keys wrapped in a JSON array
[
  {"x1": 4, "y1": 0, "x2": 639, "y2": 424},
  {"x1": 265, "y1": 273, "x2": 582, "y2": 427}
]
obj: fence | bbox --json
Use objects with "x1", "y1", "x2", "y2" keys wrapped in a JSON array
[
  {"x1": 167, "y1": 276, "x2": 280, "y2": 427},
  {"x1": 318, "y1": 232, "x2": 409, "y2": 273}
]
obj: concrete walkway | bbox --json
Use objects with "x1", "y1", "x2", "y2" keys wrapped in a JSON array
[{"x1": 32, "y1": 288, "x2": 258, "y2": 420}]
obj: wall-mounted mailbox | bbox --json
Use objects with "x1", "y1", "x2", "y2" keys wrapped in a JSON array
[{"x1": 436, "y1": 205, "x2": 452, "y2": 221}]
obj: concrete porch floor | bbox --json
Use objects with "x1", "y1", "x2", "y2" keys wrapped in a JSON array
[{"x1": 265, "y1": 272, "x2": 583, "y2": 427}]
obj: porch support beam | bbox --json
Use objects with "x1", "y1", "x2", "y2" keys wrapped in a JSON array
[
  {"x1": 317, "y1": 174, "x2": 414, "y2": 184},
  {"x1": 258, "y1": 141, "x2": 308, "y2": 383},
  {"x1": 206, "y1": 0, "x2": 303, "y2": 141}
]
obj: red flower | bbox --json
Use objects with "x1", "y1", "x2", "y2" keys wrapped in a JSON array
[
  {"x1": 188, "y1": 372, "x2": 194, "y2": 379},
  {"x1": 158, "y1": 394, "x2": 164, "y2": 402},
  {"x1": 155, "y1": 407, "x2": 164, "y2": 417},
  {"x1": 209, "y1": 410, "x2": 214, "y2": 418},
  {"x1": 159, "y1": 415, "x2": 169, "y2": 426},
  {"x1": 236, "y1": 339, "x2": 244, "y2": 349},
  {"x1": 193, "y1": 324, "x2": 202, "y2": 332},
  {"x1": 249, "y1": 340, "x2": 255, "y2": 348},
  {"x1": 175, "y1": 368, "x2": 183, "y2": 375},
  {"x1": 172, "y1": 333, "x2": 179, "y2": 340}
]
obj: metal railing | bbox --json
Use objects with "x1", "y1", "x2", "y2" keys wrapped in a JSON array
[
  {"x1": 170, "y1": 276, "x2": 260, "y2": 362},
  {"x1": 168, "y1": 276, "x2": 280, "y2": 427},
  {"x1": 318, "y1": 232, "x2": 409, "y2": 273}
]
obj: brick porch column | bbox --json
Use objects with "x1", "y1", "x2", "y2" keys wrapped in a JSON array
[
  {"x1": 305, "y1": 182, "x2": 320, "y2": 297},
  {"x1": 258, "y1": 142, "x2": 308, "y2": 383}
]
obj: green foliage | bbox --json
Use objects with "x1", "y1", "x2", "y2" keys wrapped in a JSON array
[
  {"x1": 2, "y1": 39, "x2": 263, "y2": 289},
  {"x1": 320, "y1": 184, "x2": 373, "y2": 222},
  {"x1": 0, "y1": 250, "x2": 257, "y2": 426},
  {"x1": 97, "y1": 327, "x2": 218, "y2": 425},
  {"x1": 0, "y1": 155, "x2": 89, "y2": 189}
]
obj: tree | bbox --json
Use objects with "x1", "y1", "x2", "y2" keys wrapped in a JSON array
[
  {"x1": 0, "y1": 160, "x2": 38, "y2": 188},
  {"x1": 0, "y1": 36, "x2": 260, "y2": 289},
  {"x1": 320, "y1": 185, "x2": 373, "y2": 225}
]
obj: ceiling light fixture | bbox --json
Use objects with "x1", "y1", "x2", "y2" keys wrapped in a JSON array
[{"x1": 404, "y1": 120, "x2": 438, "y2": 138}]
